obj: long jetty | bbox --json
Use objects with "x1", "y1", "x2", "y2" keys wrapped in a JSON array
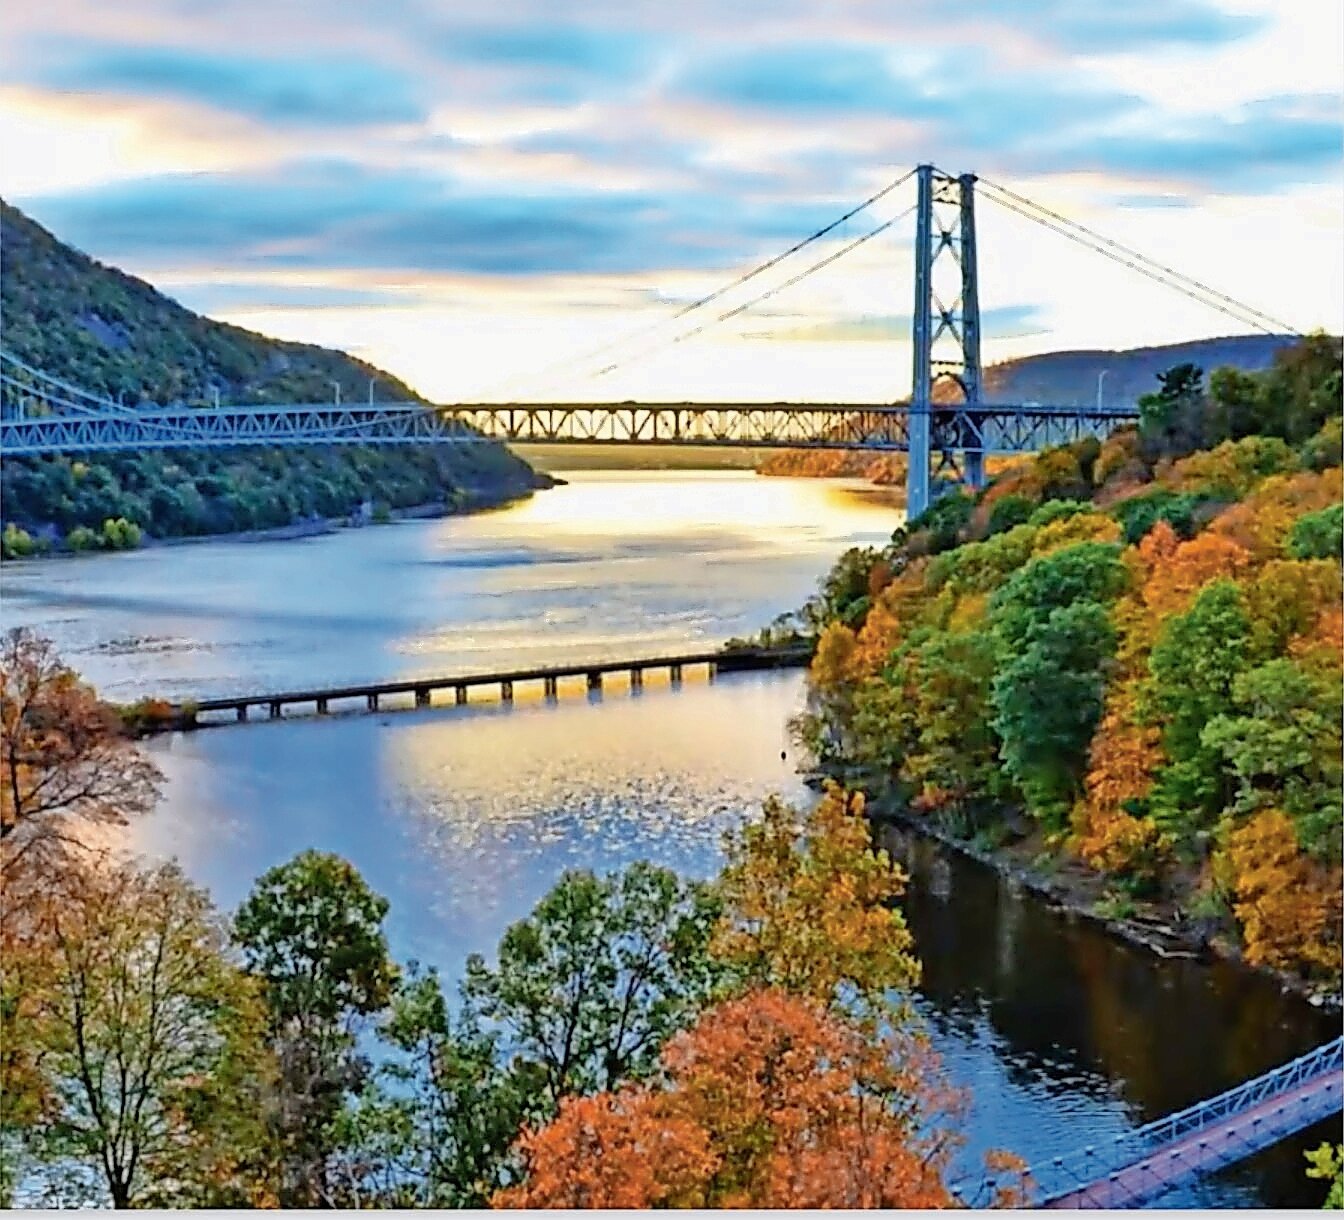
[{"x1": 169, "y1": 643, "x2": 811, "y2": 729}]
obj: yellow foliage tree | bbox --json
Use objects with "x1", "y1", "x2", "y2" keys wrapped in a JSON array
[
  {"x1": 1223, "y1": 809, "x2": 1342, "y2": 977},
  {"x1": 711, "y1": 784, "x2": 920, "y2": 1015}
]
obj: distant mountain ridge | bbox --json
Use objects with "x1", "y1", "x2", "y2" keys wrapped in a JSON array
[
  {"x1": 981, "y1": 334, "x2": 1302, "y2": 407},
  {"x1": 0, "y1": 201, "x2": 546, "y2": 546}
]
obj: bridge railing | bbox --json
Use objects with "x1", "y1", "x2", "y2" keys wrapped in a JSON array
[{"x1": 950, "y1": 1036, "x2": 1344, "y2": 1207}]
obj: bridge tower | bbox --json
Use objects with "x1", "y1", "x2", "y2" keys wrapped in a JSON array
[{"x1": 908, "y1": 165, "x2": 983, "y2": 521}]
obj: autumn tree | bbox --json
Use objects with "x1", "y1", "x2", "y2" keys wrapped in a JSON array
[
  {"x1": 233, "y1": 850, "x2": 399, "y2": 1206},
  {"x1": 11, "y1": 859, "x2": 272, "y2": 1208},
  {"x1": 0, "y1": 629, "x2": 160, "y2": 879},
  {"x1": 711, "y1": 784, "x2": 919, "y2": 1020},
  {"x1": 1222, "y1": 809, "x2": 1342, "y2": 977},
  {"x1": 463, "y1": 862, "x2": 721, "y2": 1112},
  {"x1": 496, "y1": 989, "x2": 959, "y2": 1210}
]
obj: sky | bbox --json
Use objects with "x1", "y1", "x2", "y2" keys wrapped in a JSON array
[{"x1": 1, "y1": 0, "x2": 1341, "y2": 403}]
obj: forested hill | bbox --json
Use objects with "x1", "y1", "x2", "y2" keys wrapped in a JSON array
[
  {"x1": 983, "y1": 335, "x2": 1299, "y2": 407},
  {"x1": 0, "y1": 200, "x2": 545, "y2": 549}
]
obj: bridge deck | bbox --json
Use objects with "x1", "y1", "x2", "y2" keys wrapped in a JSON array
[
  {"x1": 1041, "y1": 1060, "x2": 1342, "y2": 1209},
  {"x1": 174, "y1": 644, "x2": 810, "y2": 725}
]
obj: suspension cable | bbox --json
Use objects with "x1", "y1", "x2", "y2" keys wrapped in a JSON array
[
  {"x1": 484, "y1": 168, "x2": 917, "y2": 398},
  {"x1": 976, "y1": 177, "x2": 1301, "y2": 337}
]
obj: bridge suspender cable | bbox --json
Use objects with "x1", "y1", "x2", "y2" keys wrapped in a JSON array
[
  {"x1": 483, "y1": 168, "x2": 916, "y2": 398},
  {"x1": 591, "y1": 202, "x2": 919, "y2": 377},
  {"x1": 975, "y1": 176, "x2": 1301, "y2": 337}
]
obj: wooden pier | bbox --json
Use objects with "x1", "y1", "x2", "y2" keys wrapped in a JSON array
[{"x1": 169, "y1": 643, "x2": 810, "y2": 729}]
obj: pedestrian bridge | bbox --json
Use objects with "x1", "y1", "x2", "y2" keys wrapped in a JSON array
[{"x1": 953, "y1": 1035, "x2": 1343, "y2": 1208}]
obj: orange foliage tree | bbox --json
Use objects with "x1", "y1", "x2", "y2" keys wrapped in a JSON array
[
  {"x1": 495, "y1": 989, "x2": 960, "y2": 1210},
  {"x1": 1, "y1": 629, "x2": 161, "y2": 879}
]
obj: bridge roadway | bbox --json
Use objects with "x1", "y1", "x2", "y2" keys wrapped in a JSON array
[
  {"x1": 0, "y1": 399, "x2": 1139, "y2": 457},
  {"x1": 171, "y1": 642, "x2": 811, "y2": 727}
]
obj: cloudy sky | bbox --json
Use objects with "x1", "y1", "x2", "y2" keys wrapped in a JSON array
[{"x1": 1, "y1": 0, "x2": 1340, "y2": 402}]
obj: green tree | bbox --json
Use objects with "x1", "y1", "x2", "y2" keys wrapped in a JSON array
[
  {"x1": 1202, "y1": 659, "x2": 1342, "y2": 861},
  {"x1": 1143, "y1": 580, "x2": 1254, "y2": 838},
  {"x1": 233, "y1": 851, "x2": 399, "y2": 1206},
  {"x1": 991, "y1": 601, "x2": 1116, "y2": 829},
  {"x1": 463, "y1": 862, "x2": 721, "y2": 1111},
  {"x1": 1286, "y1": 503, "x2": 1343, "y2": 561},
  {"x1": 327, "y1": 966, "x2": 531, "y2": 1207},
  {"x1": 1139, "y1": 362, "x2": 1207, "y2": 457}
]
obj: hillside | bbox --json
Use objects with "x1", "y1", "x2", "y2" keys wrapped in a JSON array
[
  {"x1": 0, "y1": 200, "x2": 546, "y2": 547},
  {"x1": 758, "y1": 334, "x2": 1303, "y2": 482},
  {"x1": 981, "y1": 334, "x2": 1299, "y2": 406}
]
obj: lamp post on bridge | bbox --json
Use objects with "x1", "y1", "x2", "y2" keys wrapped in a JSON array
[
  {"x1": 331, "y1": 380, "x2": 342, "y2": 406},
  {"x1": 368, "y1": 378, "x2": 376, "y2": 405},
  {"x1": 1097, "y1": 369, "x2": 1109, "y2": 412}
]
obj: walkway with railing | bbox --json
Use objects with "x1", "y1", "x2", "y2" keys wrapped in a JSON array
[{"x1": 954, "y1": 1036, "x2": 1343, "y2": 1208}]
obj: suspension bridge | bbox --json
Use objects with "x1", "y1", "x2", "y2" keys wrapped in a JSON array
[
  {"x1": 953, "y1": 1036, "x2": 1343, "y2": 1209},
  {"x1": 0, "y1": 165, "x2": 1298, "y2": 517}
]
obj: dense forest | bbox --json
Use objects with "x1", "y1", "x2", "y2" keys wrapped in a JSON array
[
  {"x1": 0, "y1": 201, "x2": 545, "y2": 554},
  {"x1": 788, "y1": 333, "x2": 1343, "y2": 984}
]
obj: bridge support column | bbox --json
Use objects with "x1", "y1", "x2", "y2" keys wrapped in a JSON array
[
  {"x1": 907, "y1": 165, "x2": 983, "y2": 521},
  {"x1": 543, "y1": 675, "x2": 558, "y2": 699},
  {"x1": 317, "y1": 697, "x2": 330, "y2": 715},
  {"x1": 367, "y1": 692, "x2": 379, "y2": 711},
  {"x1": 706, "y1": 662, "x2": 716, "y2": 684},
  {"x1": 455, "y1": 685, "x2": 467, "y2": 705},
  {"x1": 501, "y1": 680, "x2": 513, "y2": 703},
  {"x1": 630, "y1": 667, "x2": 643, "y2": 691},
  {"x1": 236, "y1": 704, "x2": 248, "y2": 723},
  {"x1": 965, "y1": 449, "x2": 985, "y2": 491},
  {"x1": 670, "y1": 663, "x2": 682, "y2": 686},
  {"x1": 415, "y1": 687, "x2": 430, "y2": 708},
  {"x1": 269, "y1": 701, "x2": 282, "y2": 719},
  {"x1": 586, "y1": 671, "x2": 602, "y2": 693}
]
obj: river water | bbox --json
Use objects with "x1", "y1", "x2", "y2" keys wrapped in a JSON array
[{"x1": 1, "y1": 470, "x2": 1335, "y2": 1208}]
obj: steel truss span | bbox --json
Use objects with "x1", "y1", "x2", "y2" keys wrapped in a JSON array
[{"x1": 0, "y1": 400, "x2": 1138, "y2": 458}]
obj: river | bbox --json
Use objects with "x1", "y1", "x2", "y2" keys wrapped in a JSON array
[{"x1": 1, "y1": 469, "x2": 1335, "y2": 1207}]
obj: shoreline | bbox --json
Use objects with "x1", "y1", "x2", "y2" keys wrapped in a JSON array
[
  {"x1": 806, "y1": 771, "x2": 1342, "y2": 1013},
  {"x1": 1, "y1": 477, "x2": 554, "y2": 562},
  {"x1": 879, "y1": 803, "x2": 1341, "y2": 1012}
]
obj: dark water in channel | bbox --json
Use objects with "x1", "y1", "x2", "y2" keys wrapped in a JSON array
[{"x1": 2, "y1": 471, "x2": 1336, "y2": 1207}]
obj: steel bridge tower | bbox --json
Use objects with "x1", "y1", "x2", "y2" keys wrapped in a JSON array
[{"x1": 908, "y1": 164, "x2": 983, "y2": 520}]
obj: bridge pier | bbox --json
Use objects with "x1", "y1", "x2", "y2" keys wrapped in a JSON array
[
  {"x1": 415, "y1": 687, "x2": 430, "y2": 708},
  {"x1": 630, "y1": 667, "x2": 643, "y2": 691},
  {"x1": 587, "y1": 671, "x2": 602, "y2": 693},
  {"x1": 269, "y1": 701, "x2": 282, "y2": 719},
  {"x1": 455, "y1": 685, "x2": 467, "y2": 705},
  {"x1": 367, "y1": 692, "x2": 379, "y2": 711},
  {"x1": 543, "y1": 675, "x2": 558, "y2": 699},
  {"x1": 501, "y1": 680, "x2": 513, "y2": 703},
  {"x1": 707, "y1": 661, "x2": 716, "y2": 684},
  {"x1": 236, "y1": 704, "x2": 248, "y2": 723},
  {"x1": 316, "y1": 697, "x2": 329, "y2": 715},
  {"x1": 670, "y1": 663, "x2": 683, "y2": 686}
]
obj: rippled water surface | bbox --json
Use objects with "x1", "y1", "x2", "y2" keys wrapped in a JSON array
[{"x1": 2, "y1": 470, "x2": 1334, "y2": 1208}]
